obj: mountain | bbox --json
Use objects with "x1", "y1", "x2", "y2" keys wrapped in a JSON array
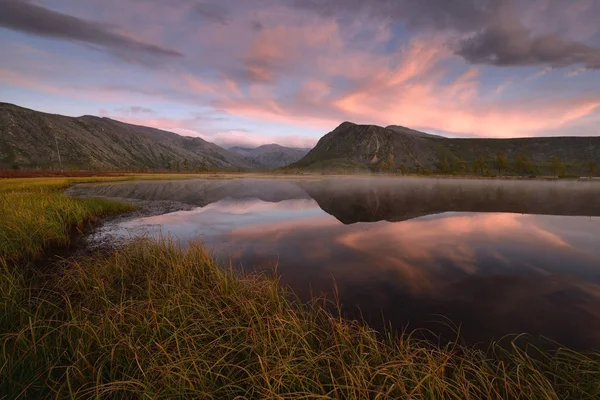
[
  {"x1": 228, "y1": 147, "x2": 255, "y2": 157},
  {"x1": 292, "y1": 122, "x2": 600, "y2": 175},
  {"x1": 0, "y1": 103, "x2": 252, "y2": 170},
  {"x1": 292, "y1": 122, "x2": 443, "y2": 170},
  {"x1": 385, "y1": 125, "x2": 445, "y2": 139},
  {"x1": 229, "y1": 144, "x2": 311, "y2": 168}
]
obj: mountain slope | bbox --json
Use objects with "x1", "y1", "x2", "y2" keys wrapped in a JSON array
[
  {"x1": 385, "y1": 125, "x2": 445, "y2": 139},
  {"x1": 293, "y1": 122, "x2": 444, "y2": 170},
  {"x1": 229, "y1": 144, "x2": 310, "y2": 168},
  {"x1": 292, "y1": 122, "x2": 600, "y2": 174},
  {"x1": 0, "y1": 103, "x2": 252, "y2": 170}
]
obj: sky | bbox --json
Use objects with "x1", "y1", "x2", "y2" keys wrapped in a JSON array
[{"x1": 1, "y1": 0, "x2": 600, "y2": 148}]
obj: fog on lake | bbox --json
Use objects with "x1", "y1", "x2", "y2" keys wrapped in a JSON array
[{"x1": 71, "y1": 177, "x2": 600, "y2": 349}]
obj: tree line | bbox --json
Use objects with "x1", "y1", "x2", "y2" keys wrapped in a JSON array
[{"x1": 376, "y1": 150, "x2": 598, "y2": 178}]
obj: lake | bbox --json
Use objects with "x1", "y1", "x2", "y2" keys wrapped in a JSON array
[{"x1": 72, "y1": 177, "x2": 600, "y2": 349}]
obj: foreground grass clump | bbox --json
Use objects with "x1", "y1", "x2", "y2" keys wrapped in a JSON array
[
  {"x1": 0, "y1": 178, "x2": 135, "y2": 261},
  {"x1": 2, "y1": 239, "x2": 600, "y2": 399}
]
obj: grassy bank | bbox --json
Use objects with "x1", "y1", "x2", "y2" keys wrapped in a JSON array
[
  {"x1": 2, "y1": 177, "x2": 600, "y2": 399},
  {"x1": 0, "y1": 177, "x2": 135, "y2": 262},
  {"x1": 0, "y1": 174, "x2": 228, "y2": 262},
  {"x1": 1, "y1": 239, "x2": 599, "y2": 399}
]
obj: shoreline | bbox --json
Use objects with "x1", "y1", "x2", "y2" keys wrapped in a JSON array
[{"x1": 2, "y1": 175, "x2": 600, "y2": 398}]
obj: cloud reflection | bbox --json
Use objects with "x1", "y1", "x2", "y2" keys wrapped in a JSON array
[{"x1": 85, "y1": 177, "x2": 600, "y2": 348}]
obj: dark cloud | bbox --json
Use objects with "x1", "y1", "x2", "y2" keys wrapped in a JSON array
[
  {"x1": 290, "y1": 0, "x2": 600, "y2": 69},
  {"x1": 0, "y1": 0, "x2": 183, "y2": 59},
  {"x1": 193, "y1": 2, "x2": 229, "y2": 24},
  {"x1": 455, "y1": 15, "x2": 600, "y2": 69},
  {"x1": 250, "y1": 20, "x2": 264, "y2": 32},
  {"x1": 291, "y1": 0, "x2": 501, "y2": 32}
]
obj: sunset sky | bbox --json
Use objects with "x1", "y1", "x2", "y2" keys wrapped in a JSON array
[{"x1": 1, "y1": 0, "x2": 600, "y2": 148}]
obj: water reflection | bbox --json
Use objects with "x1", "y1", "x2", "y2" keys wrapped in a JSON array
[{"x1": 79, "y1": 178, "x2": 600, "y2": 348}]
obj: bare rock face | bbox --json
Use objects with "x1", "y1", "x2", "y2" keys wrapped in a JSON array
[{"x1": 0, "y1": 102, "x2": 252, "y2": 170}]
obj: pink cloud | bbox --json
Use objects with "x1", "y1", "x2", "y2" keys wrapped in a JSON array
[
  {"x1": 171, "y1": 128, "x2": 317, "y2": 149},
  {"x1": 3, "y1": 0, "x2": 600, "y2": 142},
  {"x1": 212, "y1": 34, "x2": 600, "y2": 138}
]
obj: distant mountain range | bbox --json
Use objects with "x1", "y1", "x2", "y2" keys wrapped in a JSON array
[
  {"x1": 292, "y1": 122, "x2": 600, "y2": 175},
  {"x1": 229, "y1": 144, "x2": 310, "y2": 168},
  {"x1": 3, "y1": 103, "x2": 599, "y2": 175},
  {"x1": 0, "y1": 103, "x2": 306, "y2": 170}
]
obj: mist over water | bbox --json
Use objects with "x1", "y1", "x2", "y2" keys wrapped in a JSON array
[{"x1": 74, "y1": 178, "x2": 600, "y2": 349}]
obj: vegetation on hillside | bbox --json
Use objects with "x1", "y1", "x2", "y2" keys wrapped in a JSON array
[{"x1": 2, "y1": 177, "x2": 600, "y2": 398}]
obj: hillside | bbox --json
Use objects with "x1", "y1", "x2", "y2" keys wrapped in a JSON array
[
  {"x1": 385, "y1": 125, "x2": 445, "y2": 139},
  {"x1": 292, "y1": 122, "x2": 445, "y2": 171},
  {"x1": 229, "y1": 144, "x2": 310, "y2": 168},
  {"x1": 292, "y1": 122, "x2": 600, "y2": 176},
  {"x1": 0, "y1": 103, "x2": 252, "y2": 170}
]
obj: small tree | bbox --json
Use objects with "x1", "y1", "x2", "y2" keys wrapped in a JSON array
[
  {"x1": 515, "y1": 149, "x2": 532, "y2": 177},
  {"x1": 457, "y1": 159, "x2": 468, "y2": 175},
  {"x1": 472, "y1": 156, "x2": 488, "y2": 176},
  {"x1": 586, "y1": 160, "x2": 597, "y2": 178},
  {"x1": 549, "y1": 155, "x2": 566, "y2": 178},
  {"x1": 176, "y1": 160, "x2": 181, "y2": 172},
  {"x1": 494, "y1": 151, "x2": 510, "y2": 176},
  {"x1": 437, "y1": 158, "x2": 451, "y2": 174},
  {"x1": 183, "y1": 158, "x2": 189, "y2": 171},
  {"x1": 399, "y1": 163, "x2": 408, "y2": 175}
]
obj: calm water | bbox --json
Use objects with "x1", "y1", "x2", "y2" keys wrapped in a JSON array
[{"x1": 76, "y1": 177, "x2": 600, "y2": 349}]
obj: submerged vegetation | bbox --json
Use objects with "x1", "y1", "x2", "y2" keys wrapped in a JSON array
[{"x1": 1, "y1": 176, "x2": 600, "y2": 399}]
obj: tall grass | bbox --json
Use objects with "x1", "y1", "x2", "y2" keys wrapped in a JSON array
[
  {"x1": 0, "y1": 174, "x2": 232, "y2": 261},
  {"x1": 1, "y1": 239, "x2": 600, "y2": 399},
  {"x1": 0, "y1": 178, "x2": 135, "y2": 262},
  {"x1": 2, "y1": 177, "x2": 600, "y2": 399}
]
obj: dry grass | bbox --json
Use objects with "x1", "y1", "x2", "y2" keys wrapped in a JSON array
[
  {"x1": 2, "y1": 176, "x2": 600, "y2": 399},
  {"x1": 1, "y1": 239, "x2": 600, "y2": 399}
]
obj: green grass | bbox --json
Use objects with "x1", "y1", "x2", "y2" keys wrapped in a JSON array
[
  {"x1": 1, "y1": 176, "x2": 600, "y2": 399},
  {"x1": 0, "y1": 177, "x2": 136, "y2": 262},
  {"x1": 0, "y1": 174, "x2": 243, "y2": 262}
]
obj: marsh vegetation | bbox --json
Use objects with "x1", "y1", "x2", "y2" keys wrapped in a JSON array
[{"x1": 1, "y1": 175, "x2": 600, "y2": 399}]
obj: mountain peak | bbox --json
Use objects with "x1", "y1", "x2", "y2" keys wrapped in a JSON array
[{"x1": 335, "y1": 121, "x2": 358, "y2": 130}]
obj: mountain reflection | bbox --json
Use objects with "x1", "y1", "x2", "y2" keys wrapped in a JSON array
[
  {"x1": 74, "y1": 177, "x2": 600, "y2": 223},
  {"x1": 79, "y1": 177, "x2": 600, "y2": 349}
]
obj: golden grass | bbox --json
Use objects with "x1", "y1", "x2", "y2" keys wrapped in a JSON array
[
  {"x1": 0, "y1": 177, "x2": 138, "y2": 262},
  {"x1": 1, "y1": 239, "x2": 600, "y2": 399},
  {"x1": 2, "y1": 176, "x2": 600, "y2": 399},
  {"x1": 0, "y1": 173, "x2": 241, "y2": 261}
]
